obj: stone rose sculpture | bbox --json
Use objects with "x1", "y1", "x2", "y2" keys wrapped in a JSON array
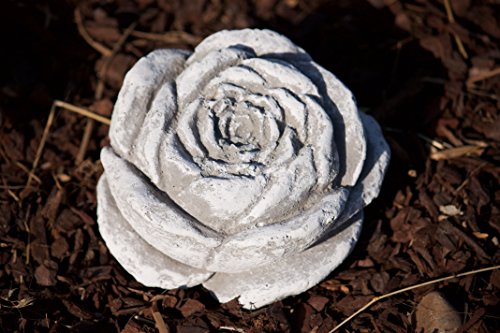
[{"x1": 97, "y1": 29, "x2": 390, "y2": 309}]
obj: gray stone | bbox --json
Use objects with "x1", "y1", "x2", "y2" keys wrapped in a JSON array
[
  {"x1": 97, "y1": 29, "x2": 390, "y2": 308},
  {"x1": 203, "y1": 213, "x2": 363, "y2": 309}
]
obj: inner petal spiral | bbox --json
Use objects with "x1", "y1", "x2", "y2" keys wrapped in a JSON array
[{"x1": 179, "y1": 88, "x2": 289, "y2": 178}]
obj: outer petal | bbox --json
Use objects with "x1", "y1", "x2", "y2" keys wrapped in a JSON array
[
  {"x1": 97, "y1": 175, "x2": 213, "y2": 288},
  {"x1": 126, "y1": 79, "x2": 200, "y2": 188},
  {"x1": 241, "y1": 58, "x2": 319, "y2": 96},
  {"x1": 186, "y1": 29, "x2": 311, "y2": 66},
  {"x1": 206, "y1": 187, "x2": 350, "y2": 272},
  {"x1": 168, "y1": 174, "x2": 266, "y2": 234},
  {"x1": 354, "y1": 113, "x2": 391, "y2": 208},
  {"x1": 110, "y1": 49, "x2": 190, "y2": 161},
  {"x1": 302, "y1": 94, "x2": 338, "y2": 189},
  {"x1": 289, "y1": 60, "x2": 367, "y2": 187},
  {"x1": 203, "y1": 212, "x2": 363, "y2": 309},
  {"x1": 202, "y1": 65, "x2": 267, "y2": 99},
  {"x1": 321, "y1": 112, "x2": 390, "y2": 238},
  {"x1": 233, "y1": 146, "x2": 318, "y2": 229},
  {"x1": 100, "y1": 147, "x2": 223, "y2": 269},
  {"x1": 102, "y1": 145, "x2": 349, "y2": 272},
  {"x1": 176, "y1": 46, "x2": 255, "y2": 108}
]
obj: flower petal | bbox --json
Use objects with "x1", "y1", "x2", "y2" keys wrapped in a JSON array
[
  {"x1": 170, "y1": 174, "x2": 266, "y2": 234},
  {"x1": 289, "y1": 61, "x2": 367, "y2": 187},
  {"x1": 100, "y1": 147, "x2": 223, "y2": 269},
  {"x1": 321, "y1": 112, "x2": 390, "y2": 237},
  {"x1": 110, "y1": 49, "x2": 190, "y2": 160},
  {"x1": 176, "y1": 98, "x2": 207, "y2": 160},
  {"x1": 177, "y1": 46, "x2": 255, "y2": 108},
  {"x1": 268, "y1": 88, "x2": 307, "y2": 142},
  {"x1": 237, "y1": 146, "x2": 317, "y2": 227},
  {"x1": 187, "y1": 29, "x2": 310, "y2": 66},
  {"x1": 203, "y1": 65, "x2": 267, "y2": 97},
  {"x1": 242, "y1": 58, "x2": 319, "y2": 96},
  {"x1": 203, "y1": 212, "x2": 363, "y2": 309},
  {"x1": 204, "y1": 186, "x2": 350, "y2": 272},
  {"x1": 302, "y1": 94, "x2": 338, "y2": 189},
  {"x1": 127, "y1": 79, "x2": 193, "y2": 186},
  {"x1": 97, "y1": 175, "x2": 213, "y2": 288},
  {"x1": 355, "y1": 113, "x2": 391, "y2": 207}
]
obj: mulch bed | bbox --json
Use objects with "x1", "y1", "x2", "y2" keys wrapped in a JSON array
[{"x1": 0, "y1": 0, "x2": 499, "y2": 332}]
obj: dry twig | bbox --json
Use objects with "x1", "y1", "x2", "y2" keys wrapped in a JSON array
[
  {"x1": 443, "y1": 0, "x2": 468, "y2": 59},
  {"x1": 54, "y1": 100, "x2": 111, "y2": 125},
  {"x1": 23, "y1": 100, "x2": 110, "y2": 191},
  {"x1": 75, "y1": 19, "x2": 136, "y2": 164},
  {"x1": 220, "y1": 326, "x2": 246, "y2": 333},
  {"x1": 328, "y1": 265, "x2": 500, "y2": 332},
  {"x1": 151, "y1": 301, "x2": 170, "y2": 333},
  {"x1": 430, "y1": 145, "x2": 486, "y2": 161},
  {"x1": 467, "y1": 67, "x2": 500, "y2": 87},
  {"x1": 74, "y1": 8, "x2": 112, "y2": 56},
  {"x1": 0, "y1": 296, "x2": 35, "y2": 309},
  {"x1": 25, "y1": 103, "x2": 56, "y2": 189},
  {"x1": 15, "y1": 162, "x2": 41, "y2": 184}
]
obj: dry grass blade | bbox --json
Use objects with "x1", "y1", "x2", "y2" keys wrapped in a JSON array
[
  {"x1": 0, "y1": 185, "x2": 35, "y2": 190},
  {"x1": 443, "y1": 0, "x2": 468, "y2": 59},
  {"x1": 220, "y1": 326, "x2": 246, "y2": 332},
  {"x1": 327, "y1": 265, "x2": 500, "y2": 332},
  {"x1": 25, "y1": 103, "x2": 56, "y2": 189},
  {"x1": 0, "y1": 296, "x2": 36, "y2": 309},
  {"x1": 15, "y1": 162, "x2": 41, "y2": 184},
  {"x1": 6, "y1": 188, "x2": 21, "y2": 204},
  {"x1": 467, "y1": 67, "x2": 500, "y2": 87},
  {"x1": 75, "y1": 20, "x2": 136, "y2": 164},
  {"x1": 150, "y1": 300, "x2": 170, "y2": 333},
  {"x1": 54, "y1": 100, "x2": 111, "y2": 125},
  {"x1": 94, "y1": 20, "x2": 138, "y2": 86},
  {"x1": 13, "y1": 297, "x2": 36, "y2": 309},
  {"x1": 22, "y1": 100, "x2": 110, "y2": 191},
  {"x1": 416, "y1": 133, "x2": 452, "y2": 150},
  {"x1": 430, "y1": 145, "x2": 486, "y2": 160},
  {"x1": 454, "y1": 162, "x2": 487, "y2": 194},
  {"x1": 76, "y1": 120, "x2": 95, "y2": 165}
]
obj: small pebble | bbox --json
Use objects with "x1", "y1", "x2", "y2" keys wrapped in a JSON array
[{"x1": 415, "y1": 291, "x2": 462, "y2": 333}]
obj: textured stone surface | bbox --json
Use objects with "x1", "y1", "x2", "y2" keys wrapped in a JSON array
[{"x1": 97, "y1": 29, "x2": 390, "y2": 309}]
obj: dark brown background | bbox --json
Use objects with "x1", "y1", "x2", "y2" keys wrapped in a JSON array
[{"x1": 0, "y1": 0, "x2": 499, "y2": 332}]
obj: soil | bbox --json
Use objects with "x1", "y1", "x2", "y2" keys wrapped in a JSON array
[{"x1": 0, "y1": 0, "x2": 499, "y2": 332}]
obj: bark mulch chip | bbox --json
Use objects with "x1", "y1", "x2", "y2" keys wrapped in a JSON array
[{"x1": 0, "y1": 0, "x2": 498, "y2": 332}]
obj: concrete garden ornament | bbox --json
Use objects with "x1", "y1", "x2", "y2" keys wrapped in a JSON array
[{"x1": 97, "y1": 29, "x2": 390, "y2": 309}]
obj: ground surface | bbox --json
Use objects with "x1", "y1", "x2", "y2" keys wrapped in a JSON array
[{"x1": 0, "y1": 0, "x2": 499, "y2": 332}]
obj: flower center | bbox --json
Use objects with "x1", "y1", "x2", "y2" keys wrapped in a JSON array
[
  {"x1": 229, "y1": 114, "x2": 253, "y2": 144},
  {"x1": 216, "y1": 101, "x2": 266, "y2": 154}
]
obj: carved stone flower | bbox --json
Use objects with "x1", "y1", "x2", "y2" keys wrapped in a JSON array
[{"x1": 97, "y1": 29, "x2": 390, "y2": 309}]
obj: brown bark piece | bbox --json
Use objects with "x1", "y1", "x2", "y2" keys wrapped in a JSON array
[
  {"x1": 34, "y1": 262, "x2": 58, "y2": 286},
  {"x1": 179, "y1": 298, "x2": 205, "y2": 317},
  {"x1": 0, "y1": 0, "x2": 499, "y2": 332},
  {"x1": 307, "y1": 295, "x2": 329, "y2": 312}
]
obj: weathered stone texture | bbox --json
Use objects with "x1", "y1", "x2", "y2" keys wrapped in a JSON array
[{"x1": 97, "y1": 29, "x2": 390, "y2": 309}]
